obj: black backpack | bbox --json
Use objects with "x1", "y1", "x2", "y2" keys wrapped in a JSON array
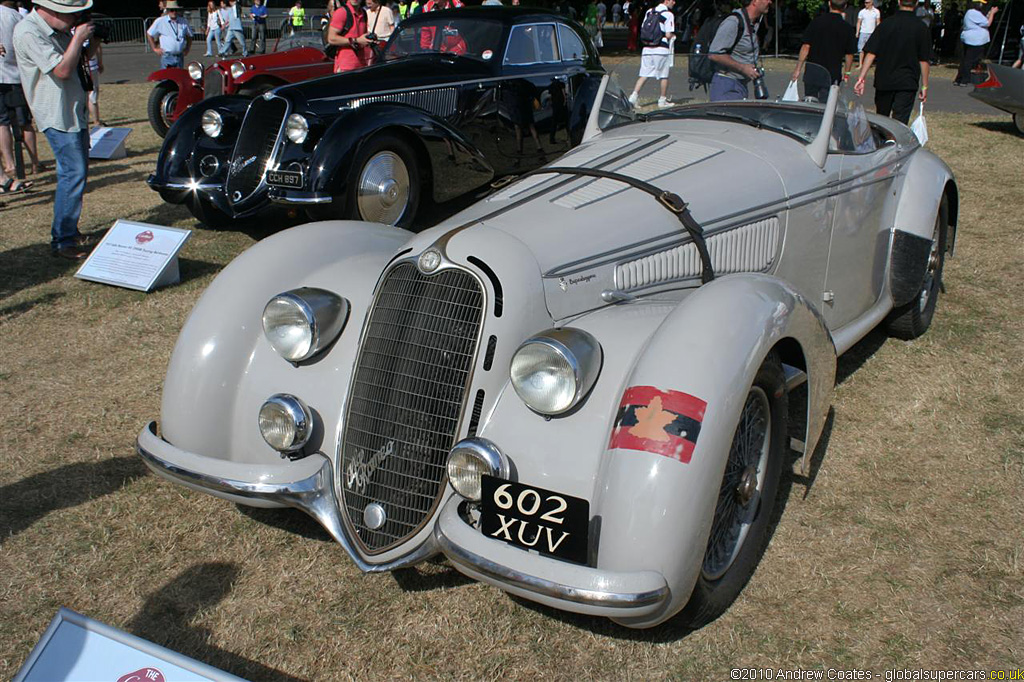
[
  {"x1": 639, "y1": 7, "x2": 668, "y2": 47},
  {"x1": 688, "y1": 12, "x2": 743, "y2": 89}
]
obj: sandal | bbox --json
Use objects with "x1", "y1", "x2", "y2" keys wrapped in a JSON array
[{"x1": 0, "y1": 177, "x2": 33, "y2": 193}]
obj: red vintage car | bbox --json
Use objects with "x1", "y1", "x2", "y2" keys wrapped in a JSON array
[{"x1": 147, "y1": 25, "x2": 335, "y2": 137}]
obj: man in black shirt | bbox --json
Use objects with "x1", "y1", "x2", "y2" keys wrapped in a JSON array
[
  {"x1": 853, "y1": 0, "x2": 930, "y2": 124},
  {"x1": 791, "y1": 0, "x2": 857, "y2": 101}
]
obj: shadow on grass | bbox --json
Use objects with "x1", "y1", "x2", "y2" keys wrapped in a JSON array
[
  {"x1": 0, "y1": 291, "x2": 64, "y2": 322},
  {"x1": 392, "y1": 559, "x2": 476, "y2": 592},
  {"x1": 969, "y1": 119, "x2": 1021, "y2": 138},
  {"x1": 835, "y1": 327, "x2": 887, "y2": 385},
  {"x1": 128, "y1": 563, "x2": 309, "y2": 682},
  {"x1": 237, "y1": 506, "x2": 334, "y2": 543},
  {"x1": 0, "y1": 456, "x2": 148, "y2": 546}
]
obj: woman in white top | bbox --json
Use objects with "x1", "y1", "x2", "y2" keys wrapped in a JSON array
[
  {"x1": 205, "y1": 0, "x2": 221, "y2": 56},
  {"x1": 954, "y1": 0, "x2": 998, "y2": 85}
]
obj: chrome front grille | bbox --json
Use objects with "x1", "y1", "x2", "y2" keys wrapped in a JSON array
[
  {"x1": 204, "y1": 68, "x2": 224, "y2": 98},
  {"x1": 225, "y1": 96, "x2": 286, "y2": 204},
  {"x1": 350, "y1": 87, "x2": 459, "y2": 119},
  {"x1": 340, "y1": 262, "x2": 484, "y2": 553}
]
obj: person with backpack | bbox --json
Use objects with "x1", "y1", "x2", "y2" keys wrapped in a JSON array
[
  {"x1": 327, "y1": 0, "x2": 370, "y2": 73},
  {"x1": 707, "y1": 0, "x2": 770, "y2": 101},
  {"x1": 627, "y1": 0, "x2": 676, "y2": 109}
]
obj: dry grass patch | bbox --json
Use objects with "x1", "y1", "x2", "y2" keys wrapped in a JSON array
[{"x1": 1, "y1": 87, "x2": 1022, "y2": 680}]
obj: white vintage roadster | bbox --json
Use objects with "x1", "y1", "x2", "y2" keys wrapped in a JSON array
[{"x1": 137, "y1": 69, "x2": 958, "y2": 629}]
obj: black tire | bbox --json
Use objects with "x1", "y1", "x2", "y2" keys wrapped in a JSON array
[
  {"x1": 1013, "y1": 113, "x2": 1023, "y2": 136},
  {"x1": 148, "y1": 81, "x2": 179, "y2": 139},
  {"x1": 344, "y1": 133, "x2": 422, "y2": 229},
  {"x1": 679, "y1": 351, "x2": 788, "y2": 629},
  {"x1": 885, "y1": 197, "x2": 947, "y2": 340},
  {"x1": 185, "y1": 194, "x2": 235, "y2": 229}
]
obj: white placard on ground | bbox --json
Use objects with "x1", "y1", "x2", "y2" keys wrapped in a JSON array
[
  {"x1": 89, "y1": 126, "x2": 132, "y2": 160},
  {"x1": 13, "y1": 608, "x2": 248, "y2": 682},
  {"x1": 75, "y1": 220, "x2": 191, "y2": 292}
]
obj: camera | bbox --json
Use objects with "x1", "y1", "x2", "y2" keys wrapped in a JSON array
[
  {"x1": 78, "y1": 13, "x2": 112, "y2": 43},
  {"x1": 366, "y1": 32, "x2": 379, "y2": 43},
  {"x1": 752, "y1": 66, "x2": 769, "y2": 100}
]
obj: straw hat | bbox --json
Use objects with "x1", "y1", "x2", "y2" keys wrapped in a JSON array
[
  {"x1": 165, "y1": 0, "x2": 182, "y2": 8},
  {"x1": 34, "y1": 0, "x2": 94, "y2": 13}
]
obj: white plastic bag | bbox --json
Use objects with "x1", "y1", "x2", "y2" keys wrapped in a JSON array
[
  {"x1": 911, "y1": 102, "x2": 928, "y2": 146},
  {"x1": 781, "y1": 79, "x2": 799, "y2": 102}
]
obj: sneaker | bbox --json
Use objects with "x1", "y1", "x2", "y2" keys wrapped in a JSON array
[
  {"x1": 657, "y1": 97, "x2": 673, "y2": 109},
  {"x1": 627, "y1": 91, "x2": 639, "y2": 106}
]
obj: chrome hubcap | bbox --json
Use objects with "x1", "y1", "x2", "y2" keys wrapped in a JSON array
[
  {"x1": 702, "y1": 386, "x2": 771, "y2": 581},
  {"x1": 160, "y1": 92, "x2": 178, "y2": 127},
  {"x1": 357, "y1": 151, "x2": 410, "y2": 225}
]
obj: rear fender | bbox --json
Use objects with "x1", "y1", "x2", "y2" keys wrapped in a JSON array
[
  {"x1": 889, "y1": 150, "x2": 958, "y2": 306},
  {"x1": 588, "y1": 274, "x2": 836, "y2": 627},
  {"x1": 307, "y1": 104, "x2": 494, "y2": 204}
]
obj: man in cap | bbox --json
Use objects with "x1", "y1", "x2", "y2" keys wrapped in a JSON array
[
  {"x1": 147, "y1": 0, "x2": 192, "y2": 68},
  {"x1": 13, "y1": 0, "x2": 98, "y2": 259}
]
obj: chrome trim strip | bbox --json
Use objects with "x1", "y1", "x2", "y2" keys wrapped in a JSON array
[
  {"x1": 434, "y1": 515, "x2": 669, "y2": 609},
  {"x1": 269, "y1": 193, "x2": 334, "y2": 204},
  {"x1": 137, "y1": 422, "x2": 436, "y2": 573}
]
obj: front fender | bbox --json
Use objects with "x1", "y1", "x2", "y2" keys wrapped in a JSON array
[
  {"x1": 889, "y1": 150, "x2": 958, "y2": 306},
  {"x1": 154, "y1": 95, "x2": 250, "y2": 192},
  {"x1": 588, "y1": 274, "x2": 836, "y2": 627},
  {"x1": 149, "y1": 69, "x2": 204, "y2": 119},
  {"x1": 306, "y1": 103, "x2": 494, "y2": 204}
]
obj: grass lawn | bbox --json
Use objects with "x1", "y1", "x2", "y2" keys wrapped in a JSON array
[{"x1": 0, "y1": 83, "x2": 1021, "y2": 680}]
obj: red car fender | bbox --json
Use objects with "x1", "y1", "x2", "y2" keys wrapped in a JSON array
[{"x1": 148, "y1": 67, "x2": 205, "y2": 120}]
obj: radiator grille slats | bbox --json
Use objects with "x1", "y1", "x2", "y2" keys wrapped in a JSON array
[
  {"x1": 204, "y1": 69, "x2": 224, "y2": 98},
  {"x1": 615, "y1": 217, "x2": 780, "y2": 291},
  {"x1": 341, "y1": 263, "x2": 484, "y2": 552},
  {"x1": 225, "y1": 96, "x2": 286, "y2": 204},
  {"x1": 350, "y1": 87, "x2": 459, "y2": 119}
]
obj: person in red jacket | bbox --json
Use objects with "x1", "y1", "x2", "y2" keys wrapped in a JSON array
[{"x1": 326, "y1": 0, "x2": 370, "y2": 72}]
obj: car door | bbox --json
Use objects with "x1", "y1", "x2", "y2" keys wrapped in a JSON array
[
  {"x1": 497, "y1": 23, "x2": 571, "y2": 170},
  {"x1": 822, "y1": 110, "x2": 902, "y2": 330}
]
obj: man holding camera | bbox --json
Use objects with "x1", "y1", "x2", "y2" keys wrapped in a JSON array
[
  {"x1": 327, "y1": 0, "x2": 369, "y2": 73},
  {"x1": 13, "y1": 0, "x2": 97, "y2": 259},
  {"x1": 708, "y1": 0, "x2": 771, "y2": 102}
]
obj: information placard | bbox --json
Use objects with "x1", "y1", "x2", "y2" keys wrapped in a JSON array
[
  {"x1": 89, "y1": 126, "x2": 132, "y2": 160},
  {"x1": 75, "y1": 220, "x2": 191, "y2": 292},
  {"x1": 14, "y1": 608, "x2": 248, "y2": 682}
]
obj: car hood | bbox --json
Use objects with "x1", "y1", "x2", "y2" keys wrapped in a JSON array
[
  {"x1": 275, "y1": 54, "x2": 496, "y2": 112},
  {"x1": 408, "y1": 120, "x2": 806, "y2": 320}
]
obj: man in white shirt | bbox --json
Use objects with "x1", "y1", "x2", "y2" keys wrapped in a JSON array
[
  {"x1": 628, "y1": 0, "x2": 676, "y2": 108},
  {"x1": 146, "y1": 0, "x2": 192, "y2": 68},
  {"x1": 856, "y1": 0, "x2": 880, "y2": 67}
]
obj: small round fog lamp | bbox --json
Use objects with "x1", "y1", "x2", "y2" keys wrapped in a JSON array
[
  {"x1": 446, "y1": 438, "x2": 508, "y2": 501},
  {"x1": 258, "y1": 394, "x2": 312, "y2": 453}
]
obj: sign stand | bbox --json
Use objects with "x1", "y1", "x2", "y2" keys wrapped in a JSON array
[
  {"x1": 88, "y1": 127, "x2": 132, "y2": 160},
  {"x1": 75, "y1": 220, "x2": 192, "y2": 292}
]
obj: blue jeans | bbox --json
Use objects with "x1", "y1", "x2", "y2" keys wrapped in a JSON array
[
  {"x1": 206, "y1": 29, "x2": 219, "y2": 55},
  {"x1": 160, "y1": 53, "x2": 184, "y2": 68},
  {"x1": 219, "y1": 28, "x2": 247, "y2": 56},
  {"x1": 43, "y1": 128, "x2": 89, "y2": 251},
  {"x1": 709, "y1": 73, "x2": 749, "y2": 102}
]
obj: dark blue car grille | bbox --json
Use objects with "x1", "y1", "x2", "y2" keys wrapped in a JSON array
[
  {"x1": 340, "y1": 263, "x2": 484, "y2": 553},
  {"x1": 225, "y1": 96, "x2": 286, "y2": 204}
]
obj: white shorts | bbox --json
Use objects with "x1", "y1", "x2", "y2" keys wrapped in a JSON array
[{"x1": 639, "y1": 52, "x2": 671, "y2": 79}]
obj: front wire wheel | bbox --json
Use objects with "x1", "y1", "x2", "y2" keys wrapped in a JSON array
[{"x1": 680, "y1": 352, "x2": 788, "y2": 629}]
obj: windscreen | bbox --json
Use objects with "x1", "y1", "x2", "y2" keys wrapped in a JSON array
[{"x1": 383, "y1": 18, "x2": 504, "y2": 62}]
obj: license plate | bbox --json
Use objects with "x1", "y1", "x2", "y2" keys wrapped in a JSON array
[
  {"x1": 480, "y1": 476, "x2": 589, "y2": 565},
  {"x1": 266, "y1": 169, "x2": 303, "y2": 188}
]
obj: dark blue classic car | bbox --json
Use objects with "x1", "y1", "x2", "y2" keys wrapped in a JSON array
[{"x1": 148, "y1": 8, "x2": 608, "y2": 228}]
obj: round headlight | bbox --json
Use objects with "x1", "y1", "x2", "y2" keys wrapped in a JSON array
[
  {"x1": 229, "y1": 61, "x2": 246, "y2": 79},
  {"x1": 187, "y1": 61, "x2": 204, "y2": 81},
  {"x1": 258, "y1": 394, "x2": 312, "y2": 453},
  {"x1": 510, "y1": 328, "x2": 602, "y2": 416},
  {"x1": 262, "y1": 288, "x2": 349, "y2": 363},
  {"x1": 200, "y1": 109, "x2": 223, "y2": 138},
  {"x1": 446, "y1": 438, "x2": 508, "y2": 501},
  {"x1": 284, "y1": 113, "x2": 309, "y2": 144}
]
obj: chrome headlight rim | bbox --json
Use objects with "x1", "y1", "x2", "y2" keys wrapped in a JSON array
[
  {"x1": 446, "y1": 438, "x2": 510, "y2": 502},
  {"x1": 200, "y1": 108, "x2": 223, "y2": 138},
  {"x1": 284, "y1": 113, "x2": 309, "y2": 144},
  {"x1": 258, "y1": 393, "x2": 313, "y2": 453},
  {"x1": 229, "y1": 61, "x2": 247, "y2": 79},
  {"x1": 187, "y1": 61, "x2": 204, "y2": 81},
  {"x1": 510, "y1": 328, "x2": 602, "y2": 416},
  {"x1": 262, "y1": 287, "x2": 349, "y2": 363}
]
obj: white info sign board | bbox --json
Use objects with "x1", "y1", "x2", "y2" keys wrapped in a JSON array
[
  {"x1": 76, "y1": 220, "x2": 191, "y2": 292},
  {"x1": 89, "y1": 126, "x2": 132, "y2": 160},
  {"x1": 14, "y1": 608, "x2": 248, "y2": 682}
]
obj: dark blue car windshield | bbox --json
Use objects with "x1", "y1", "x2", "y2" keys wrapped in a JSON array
[{"x1": 384, "y1": 18, "x2": 504, "y2": 63}]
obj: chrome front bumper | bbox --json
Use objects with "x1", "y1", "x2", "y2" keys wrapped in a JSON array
[
  {"x1": 136, "y1": 421, "x2": 435, "y2": 573},
  {"x1": 267, "y1": 187, "x2": 334, "y2": 205},
  {"x1": 434, "y1": 497, "x2": 670, "y2": 619}
]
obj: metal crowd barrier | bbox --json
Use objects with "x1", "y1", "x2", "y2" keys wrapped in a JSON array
[{"x1": 97, "y1": 17, "x2": 147, "y2": 46}]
